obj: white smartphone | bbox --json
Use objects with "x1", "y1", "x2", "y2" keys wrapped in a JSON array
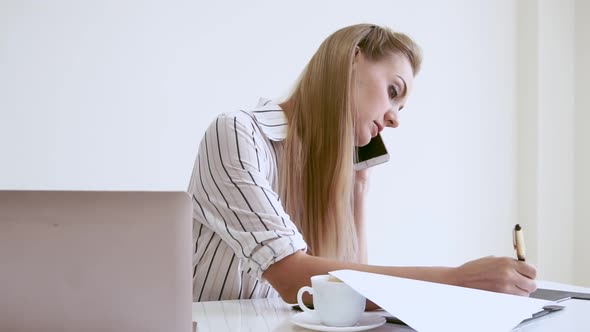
[{"x1": 353, "y1": 133, "x2": 390, "y2": 171}]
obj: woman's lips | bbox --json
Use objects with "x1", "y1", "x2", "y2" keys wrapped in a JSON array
[
  {"x1": 374, "y1": 121, "x2": 384, "y2": 133},
  {"x1": 371, "y1": 122, "x2": 378, "y2": 137}
]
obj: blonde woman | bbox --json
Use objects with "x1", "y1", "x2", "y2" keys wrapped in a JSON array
[{"x1": 188, "y1": 24, "x2": 537, "y2": 306}]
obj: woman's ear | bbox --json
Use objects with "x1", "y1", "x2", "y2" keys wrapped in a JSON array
[{"x1": 353, "y1": 46, "x2": 361, "y2": 65}]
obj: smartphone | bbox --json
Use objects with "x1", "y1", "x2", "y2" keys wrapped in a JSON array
[{"x1": 354, "y1": 133, "x2": 390, "y2": 171}]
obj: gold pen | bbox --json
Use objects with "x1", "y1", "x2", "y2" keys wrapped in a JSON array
[{"x1": 513, "y1": 224, "x2": 526, "y2": 262}]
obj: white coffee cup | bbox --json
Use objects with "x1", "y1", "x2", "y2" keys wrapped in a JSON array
[{"x1": 296, "y1": 274, "x2": 366, "y2": 327}]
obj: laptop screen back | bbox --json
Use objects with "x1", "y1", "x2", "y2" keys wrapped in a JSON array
[{"x1": 0, "y1": 191, "x2": 192, "y2": 332}]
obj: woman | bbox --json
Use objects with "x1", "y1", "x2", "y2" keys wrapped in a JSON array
[{"x1": 188, "y1": 24, "x2": 537, "y2": 305}]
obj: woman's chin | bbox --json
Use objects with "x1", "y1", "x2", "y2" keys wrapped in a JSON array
[{"x1": 355, "y1": 135, "x2": 372, "y2": 147}]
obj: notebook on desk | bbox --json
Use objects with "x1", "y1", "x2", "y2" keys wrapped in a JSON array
[
  {"x1": 531, "y1": 288, "x2": 590, "y2": 302},
  {"x1": 0, "y1": 190, "x2": 193, "y2": 332}
]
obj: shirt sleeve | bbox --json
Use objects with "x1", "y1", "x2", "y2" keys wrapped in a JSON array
[{"x1": 188, "y1": 112, "x2": 307, "y2": 281}]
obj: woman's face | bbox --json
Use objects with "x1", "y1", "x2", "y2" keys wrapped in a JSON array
[{"x1": 352, "y1": 50, "x2": 414, "y2": 146}]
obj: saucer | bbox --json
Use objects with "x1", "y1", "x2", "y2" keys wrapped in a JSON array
[{"x1": 290, "y1": 312, "x2": 386, "y2": 332}]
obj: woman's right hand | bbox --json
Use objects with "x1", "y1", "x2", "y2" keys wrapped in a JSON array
[{"x1": 452, "y1": 256, "x2": 537, "y2": 296}]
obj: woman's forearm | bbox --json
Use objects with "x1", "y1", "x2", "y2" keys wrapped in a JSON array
[{"x1": 263, "y1": 251, "x2": 457, "y2": 309}]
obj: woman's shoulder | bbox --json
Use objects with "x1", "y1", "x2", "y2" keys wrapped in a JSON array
[
  {"x1": 208, "y1": 98, "x2": 285, "y2": 138},
  {"x1": 208, "y1": 110, "x2": 258, "y2": 133}
]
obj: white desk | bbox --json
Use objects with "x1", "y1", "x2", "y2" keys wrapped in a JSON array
[{"x1": 192, "y1": 281, "x2": 589, "y2": 332}]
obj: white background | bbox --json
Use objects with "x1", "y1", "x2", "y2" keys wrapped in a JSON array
[{"x1": 1, "y1": 0, "x2": 588, "y2": 286}]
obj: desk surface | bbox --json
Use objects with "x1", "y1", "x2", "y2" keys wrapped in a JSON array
[
  {"x1": 193, "y1": 280, "x2": 590, "y2": 332},
  {"x1": 192, "y1": 297, "x2": 588, "y2": 332}
]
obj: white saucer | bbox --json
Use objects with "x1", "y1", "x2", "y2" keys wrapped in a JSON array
[{"x1": 290, "y1": 312, "x2": 386, "y2": 332}]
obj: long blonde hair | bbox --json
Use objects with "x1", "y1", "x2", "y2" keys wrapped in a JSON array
[{"x1": 279, "y1": 24, "x2": 422, "y2": 262}]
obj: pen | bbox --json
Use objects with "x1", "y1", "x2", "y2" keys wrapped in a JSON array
[{"x1": 513, "y1": 224, "x2": 526, "y2": 262}]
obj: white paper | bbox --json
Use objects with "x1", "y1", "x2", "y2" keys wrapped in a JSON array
[{"x1": 330, "y1": 270, "x2": 554, "y2": 332}]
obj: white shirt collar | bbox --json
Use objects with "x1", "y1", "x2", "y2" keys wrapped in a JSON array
[{"x1": 251, "y1": 98, "x2": 288, "y2": 141}]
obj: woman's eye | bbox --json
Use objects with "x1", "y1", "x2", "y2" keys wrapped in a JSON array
[{"x1": 389, "y1": 85, "x2": 398, "y2": 99}]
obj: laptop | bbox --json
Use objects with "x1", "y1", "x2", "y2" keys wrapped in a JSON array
[{"x1": 0, "y1": 190, "x2": 193, "y2": 332}]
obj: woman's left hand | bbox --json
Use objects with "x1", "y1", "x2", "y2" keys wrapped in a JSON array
[
  {"x1": 354, "y1": 168, "x2": 372, "y2": 190},
  {"x1": 353, "y1": 168, "x2": 371, "y2": 264}
]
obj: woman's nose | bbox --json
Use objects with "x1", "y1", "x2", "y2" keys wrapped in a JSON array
[{"x1": 384, "y1": 109, "x2": 399, "y2": 128}]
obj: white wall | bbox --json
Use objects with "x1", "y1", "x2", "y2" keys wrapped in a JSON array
[
  {"x1": 574, "y1": 0, "x2": 590, "y2": 286},
  {"x1": 536, "y1": 0, "x2": 576, "y2": 285},
  {"x1": 516, "y1": 0, "x2": 540, "y2": 278},
  {"x1": 0, "y1": 0, "x2": 586, "y2": 283},
  {"x1": 516, "y1": 0, "x2": 589, "y2": 286},
  {"x1": 0, "y1": 0, "x2": 201, "y2": 190}
]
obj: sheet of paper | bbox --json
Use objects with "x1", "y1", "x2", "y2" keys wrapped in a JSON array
[{"x1": 330, "y1": 270, "x2": 553, "y2": 332}]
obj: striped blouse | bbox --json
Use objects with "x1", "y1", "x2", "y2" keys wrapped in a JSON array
[{"x1": 188, "y1": 98, "x2": 308, "y2": 302}]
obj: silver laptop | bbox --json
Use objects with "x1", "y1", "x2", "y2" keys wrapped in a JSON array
[{"x1": 0, "y1": 191, "x2": 193, "y2": 332}]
